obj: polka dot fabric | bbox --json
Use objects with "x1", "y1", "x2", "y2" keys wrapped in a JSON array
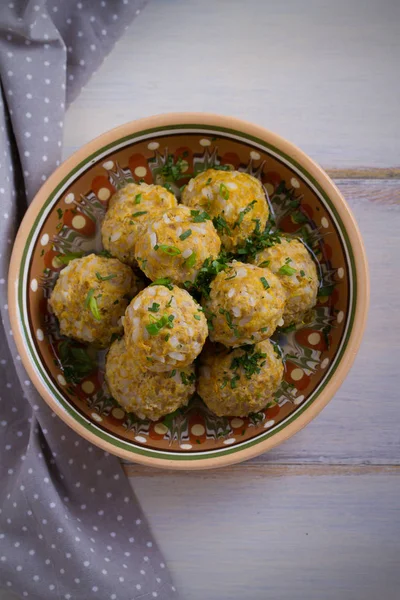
[{"x1": 0, "y1": 1, "x2": 178, "y2": 598}]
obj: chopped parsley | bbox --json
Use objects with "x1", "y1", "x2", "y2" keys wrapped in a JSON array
[
  {"x1": 234, "y1": 200, "x2": 257, "y2": 229},
  {"x1": 150, "y1": 277, "x2": 174, "y2": 290},
  {"x1": 161, "y1": 155, "x2": 187, "y2": 182},
  {"x1": 180, "y1": 371, "x2": 196, "y2": 386},
  {"x1": 179, "y1": 229, "x2": 192, "y2": 241},
  {"x1": 230, "y1": 345, "x2": 267, "y2": 381},
  {"x1": 184, "y1": 251, "x2": 196, "y2": 268},
  {"x1": 219, "y1": 183, "x2": 229, "y2": 200},
  {"x1": 57, "y1": 208, "x2": 63, "y2": 219},
  {"x1": 134, "y1": 193, "x2": 142, "y2": 204},
  {"x1": 191, "y1": 209, "x2": 211, "y2": 223},
  {"x1": 213, "y1": 214, "x2": 231, "y2": 235},
  {"x1": 58, "y1": 340, "x2": 95, "y2": 384},
  {"x1": 95, "y1": 272, "x2": 116, "y2": 281},
  {"x1": 154, "y1": 244, "x2": 181, "y2": 256},
  {"x1": 132, "y1": 211, "x2": 148, "y2": 218},
  {"x1": 194, "y1": 314, "x2": 201, "y2": 320},
  {"x1": 260, "y1": 276, "x2": 270, "y2": 290},
  {"x1": 146, "y1": 314, "x2": 175, "y2": 336},
  {"x1": 191, "y1": 252, "x2": 230, "y2": 298},
  {"x1": 148, "y1": 302, "x2": 160, "y2": 313},
  {"x1": 168, "y1": 370, "x2": 177, "y2": 378},
  {"x1": 166, "y1": 296, "x2": 174, "y2": 308},
  {"x1": 84, "y1": 289, "x2": 101, "y2": 320},
  {"x1": 56, "y1": 251, "x2": 84, "y2": 265},
  {"x1": 235, "y1": 219, "x2": 281, "y2": 261},
  {"x1": 206, "y1": 177, "x2": 212, "y2": 185},
  {"x1": 300, "y1": 269, "x2": 305, "y2": 277},
  {"x1": 219, "y1": 308, "x2": 240, "y2": 338},
  {"x1": 278, "y1": 264, "x2": 296, "y2": 276}
]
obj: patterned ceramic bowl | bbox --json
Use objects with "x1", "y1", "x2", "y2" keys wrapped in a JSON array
[{"x1": 8, "y1": 113, "x2": 369, "y2": 469}]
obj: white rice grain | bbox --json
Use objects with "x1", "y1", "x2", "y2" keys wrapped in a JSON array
[{"x1": 168, "y1": 352, "x2": 185, "y2": 361}]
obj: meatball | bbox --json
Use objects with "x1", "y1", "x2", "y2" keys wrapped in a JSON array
[
  {"x1": 124, "y1": 284, "x2": 208, "y2": 372},
  {"x1": 101, "y1": 183, "x2": 177, "y2": 266},
  {"x1": 181, "y1": 169, "x2": 269, "y2": 251},
  {"x1": 105, "y1": 338, "x2": 195, "y2": 421},
  {"x1": 203, "y1": 260, "x2": 285, "y2": 347},
  {"x1": 198, "y1": 339, "x2": 284, "y2": 417},
  {"x1": 134, "y1": 205, "x2": 221, "y2": 285},
  {"x1": 49, "y1": 254, "x2": 139, "y2": 347},
  {"x1": 253, "y1": 237, "x2": 319, "y2": 326}
]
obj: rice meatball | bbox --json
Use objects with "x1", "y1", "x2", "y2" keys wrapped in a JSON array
[
  {"x1": 49, "y1": 254, "x2": 139, "y2": 347},
  {"x1": 198, "y1": 340, "x2": 284, "y2": 417},
  {"x1": 203, "y1": 261, "x2": 285, "y2": 347},
  {"x1": 181, "y1": 169, "x2": 269, "y2": 251},
  {"x1": 101, "y1": 183, "x2": 177, "y2": 266},
  {"x1": 253, "y1": 237, "x2": 319, "y2": 326},
  {"x1": 124, "y1": 284, "x2": 208, "y2": 372},
  {"x1": 134, "y1": 205, "x2": 221, "y2": 285},
  {"x1": 105, "y1": 338, "x2": 195, "y2": 421}
]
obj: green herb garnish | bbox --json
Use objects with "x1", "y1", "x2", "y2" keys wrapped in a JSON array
[
  {"x1": 155, "y1": 244, "x2": 181, "y2": 256},
  {"x1": 191, "y1": 209, "x2": 211, "y2": 223},
  {"x1": 180, "y1": 371, "x2": 196, "y2": 386},
  {"x1": 168, "y1": 370, "x2": 177, "y2": 378},
  {"x1": 56, "y1": 252, "x2": 84, "y2": 265},
  {"x1": 234, "y1": 200, "x2": 257, "y2": 229},
  {"x1": 134, "y1": 193, "x2": 142, "y2": 204},
  {"x1": 166, "y1": 296, "x2": 174, "y2": 308},
  {"x1": 230, "y1": 345, "x2": 267, "y2": 381},
  {"x1": 260, "y1": 277, "x2": 270, "y2": 290},
  {"x1": 58, "y1": 340, "x2": 95, "y2": 384},
  {"x1": 150, "y1": 278, "x2": 174, "y2": 290},
  {"x1": 213, "y1": 214, "x2": 231, "y2": 235},
  {"x1": 278, "y1": 264, "x2": 296, "y2": 276},
  {"x1": 300, "y1": 269, "x2": 305, "y2": 277},
  {"x1": 148, "y1": 302, "x2": 160, "y2": 313},
  {"x1": 258, "y1": 260, "x2": 270, "y2": 268},
  {"x1": 235, "y1": 219, "x2": 281, "y2": 261},
  {"x1": 161, "y1": 155, "x2": 187, "y2": 182},
  {"x1": 191, "y1": 252, "x2": 230, "y2": 298},
  {"x1": 146, "y1": 314, "x2": 175, "y2": 336},
  {"x1": 57, "y1": 208, "x2": 63, "y2": 219},
  {"x1": 194, "y1": 314, "x2": 201, "y2": 320},
  {"x1": 84, "y1": 289, "x2": 101, "y2": 320},
  {"x1": 219, "y1": 308, "x2": 240, "y2": 338},
  {"x1": 95, "y1": 272, "x2": 116, "y2": 281},
  {"x1": 132, "y1": 211, "x2": 148, "y2": 218},
  {"x1": 219, "y1": 183, "x2": 229, "y2": 200},
  {"x1": 206, "y1": 177, "x2": 212, "y2": 185},
  {"x1": 179, "y1": 229, "x2": 192, "y2": 241},
  {"x1": 184, "y1": 251, "x2": 196, "y2": 268}
]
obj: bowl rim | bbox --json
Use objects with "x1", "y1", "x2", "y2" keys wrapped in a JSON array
[{"x1": 8, "y1": 112, "x2": 369, "y2": 470}]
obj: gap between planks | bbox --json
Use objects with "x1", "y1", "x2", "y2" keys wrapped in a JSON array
[
  {"x1": 327, "y1": 167, "x2": 400, "y2": 179},
  {"x1": 123, "y1": 464, "x2": 400, "y2": 478}
]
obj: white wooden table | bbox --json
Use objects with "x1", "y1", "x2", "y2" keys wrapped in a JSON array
[{"x1": 14, "y1": 1, "x2": 400, "y2": 599}]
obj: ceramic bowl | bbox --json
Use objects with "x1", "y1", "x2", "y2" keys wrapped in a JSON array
[{"x1": 8, "y1": 113, "x2": 369, "y2": 469}]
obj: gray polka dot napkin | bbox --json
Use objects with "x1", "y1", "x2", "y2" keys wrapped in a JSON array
[{"x1": 0, "y1": 1, "x2": 178, "y2": 598}]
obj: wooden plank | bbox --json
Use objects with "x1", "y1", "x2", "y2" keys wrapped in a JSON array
[
  {"x1": 63, "y1": 0, "x2": 400, "y2": 169},
  {"x1": 129, "y1": 468, "x2": 400, "y2": 600}
]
